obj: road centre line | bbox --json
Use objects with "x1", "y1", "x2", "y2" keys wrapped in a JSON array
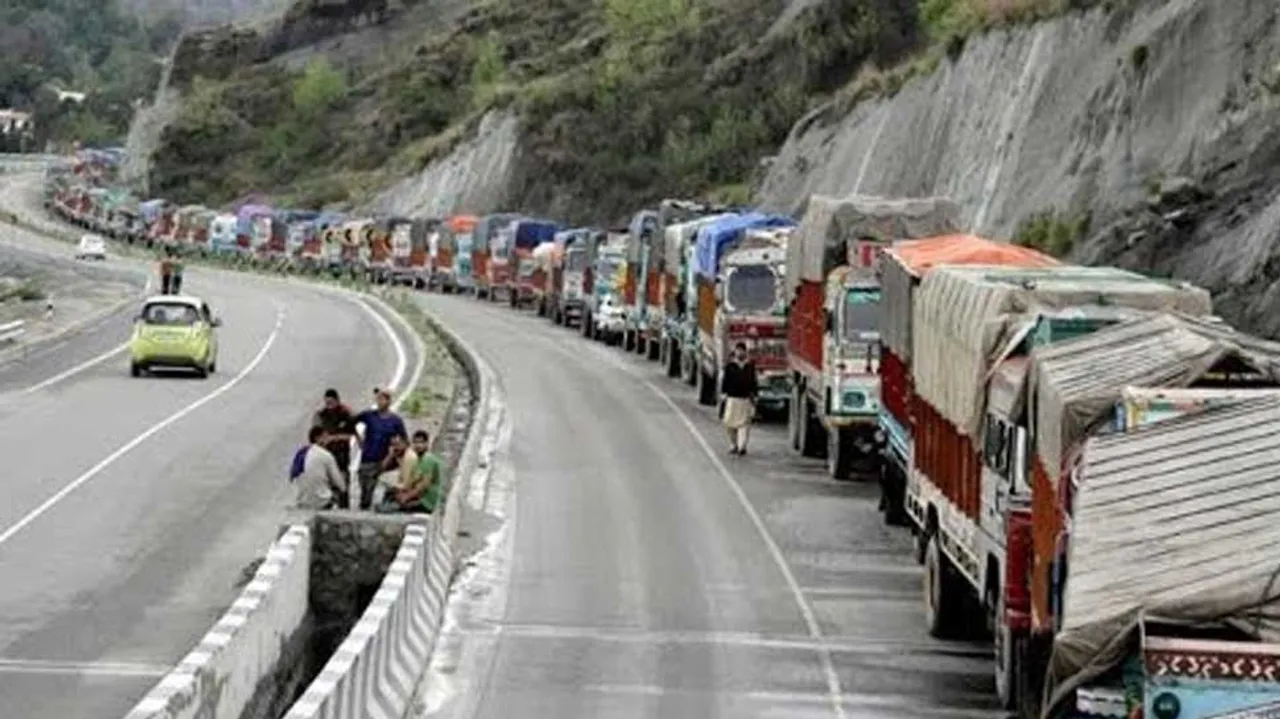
[
  {"x1": 476, "y1": 304, "x2": 848, "y2": 719},
  {"x1": 0, "y1": 305, "x2": 286, "y2": 548}
]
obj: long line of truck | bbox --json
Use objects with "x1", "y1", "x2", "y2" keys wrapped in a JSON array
[{"x1": 47, "y1": 149, "x2": 1280, "y2": 718}]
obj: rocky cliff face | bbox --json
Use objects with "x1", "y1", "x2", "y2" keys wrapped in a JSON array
[{"x1": 756, "y1": 0, "x2": 1280, "y2": 336}]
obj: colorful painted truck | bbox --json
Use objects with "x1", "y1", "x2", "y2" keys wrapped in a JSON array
[
  {"x1": 877, "y1": 236, "x2": 1061, "y2": 523},
  {"x1": 472, "y1": 213, "x2": 522, "y2": 298},
  {"x1": 435, "y1": 215, "x2": 478, "y2": 292},
  {"x1": 530, "y1": 240, "x2": 561, "y2": 317},
  {"x1": 583, "y1": 232, "x2": 629, "y2": 344},
  {"x1": 551, "y1": 228, "x2": 604, "y2": 328},
  {"x1": 659, "y1": 212, "x2": 738, "y2": 380},
  {"x1": 1007, "y1": 312, "x2": 1280, "y2": 718},
  {"x1": 210, "y1": 213, "x2": 239, "y2": 255},
  {"x1": 624, "y1": 200, "x2": 737, "y2": 360},
  {"x1": 1039, "y1": 392, "x2": 1280, "y2": 719},
  {"x1": 904, "y1": 269, "x2": 1215, "y2": 714},
  {"x1": 381, "y1": 217, "x2": 433, "y2": 287},
  {"x1": 497, "y1": 219, "x2": 558, "y2": 307},
  {"x1": 686, "y1": 212, "x2": 795, "y2": 407},
  {"x1": 786, "y1": 195, "x2": 961, "y2": 480}
]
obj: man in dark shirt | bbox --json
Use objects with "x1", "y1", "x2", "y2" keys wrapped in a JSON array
[
  {"x1": 314, "y1": 388, "x2": 356, "y2": 508},
  {"x1": 354, "y1": 388, "x2": 408, "y2": 509},
  {"x1": 720, "y1": 342, "x2": 759, "y2": 455}
]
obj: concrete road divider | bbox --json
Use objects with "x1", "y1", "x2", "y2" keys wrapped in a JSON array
[
  {"x1": 124, "y1": 525, "x2": 312, "y2": 719},
  {"x1": 283, "y1": 521, "x2": 449, "y2": 719}
]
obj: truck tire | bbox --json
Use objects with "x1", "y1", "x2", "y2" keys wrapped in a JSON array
[
  {"x1": 625, "y1": 330, "x2": 636, "y2": 352},
  {"x1": 509, "y1": 290, "x2": 517, "y2": 308},
  {"x1": 800, "y1": 398, "x2": 825, "y2": 458},
  {"x1": 788, "y1": 384, "x2": 803, "y2": 451},
  {"x1": 581, "y1": 313, "x2": 592, "y2": 338},
  {"x1": 827, "y1": 427, "x2": 855, "y2": 481},
  {"x1": 647, "y1": 338, "x2": 661, "y2": 361},
  {"x1": 994, "y1": 595, "x2": 1020, "y2": 710},
  {"x1": 697, "y1": 367, "x2": 717, "y2": 406},
  {"x1": 924, "y1": 533, "x2": 965, "y2": 639},
  {"x1": 666, "y1": 340, "x2": 681, "y2": 378},
  {"x1": 682, "y1": 352, "x2": 697, "y2": 387},
  {"x1": 881, "y1": 461, "x2": 909, "y2": 527}
]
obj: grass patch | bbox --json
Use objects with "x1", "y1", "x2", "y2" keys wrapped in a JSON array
[
  {"x1": 1012, "y1": 209, "x2": 1091, "y2": 258},
  {"x1": 384, "y1": 289, "x2": 460, "y2": 427}
]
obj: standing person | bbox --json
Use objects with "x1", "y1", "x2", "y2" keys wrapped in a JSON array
[
  {"x1": 157, "y1": 248, "x2": 174, "y2": 295},
  {"x1": 294, "y1": 426, "x2": 348, "y2": 510},
  {"x1": 720, "y1": 341, "x2": 759, "y2": 455},
  {"x1": 353, "y1": 388, "x2": 407, "y2": 509},
  {"x1": 314, "y1": 388, "x2": 356, "y2": 507}
]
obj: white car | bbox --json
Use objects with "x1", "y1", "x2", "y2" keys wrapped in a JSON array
[{"x1": 75, "y1": 234, "x2": 107, "y2": 261}]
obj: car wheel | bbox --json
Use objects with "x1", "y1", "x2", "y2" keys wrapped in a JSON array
[
  {"x1": 208, "y1": 359, "x2": 217, "y2": 374},
  {"x1": 130, "y1": 363, "x2": 142, "y2": 377}
]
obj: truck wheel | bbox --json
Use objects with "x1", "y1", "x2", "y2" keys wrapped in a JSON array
[
  {"x1": 647, "y1": 338, "x2": 660, "y2": 361},
  {"x1": 625, "y1": 330, "x2": 636, "y2": 352},
  {"x1": 788, "y1": 384, "x2": 802, "y2": 451},
  {"x1": 666, "y1": 340, "x2": 681, "y2": 378},
  {"x1": 994, "y1": 596, "x2": 1020, "y2": 710},
  {"x1": 682, "y1": 353, "x2": 697, "y2": 387},
  {"x1": 800, "y1": 398, "x2": 825, "y2": 458},
  {"x1": 581, "y1": 313, "x2": 592, "y2": 337},
  {"x1": 924, "y1": 533, "x2": 965, "y2": 639},
  {"x1": 509, "y1": 290, "x2": 517, "y2": 308},
  {"x1": 827, "y1": 427, "x2": 855, "y2": 481},
  {"x1": 881, "y1": 461, "x2": 909, "y2": 527},
  {"x1": 697, "y1": 367, "x2": 716, "y2": 406}
]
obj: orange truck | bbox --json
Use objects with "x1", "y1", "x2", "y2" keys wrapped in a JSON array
[{"x1": 434, "y1": 215, "x2": 478, "y2": 293}]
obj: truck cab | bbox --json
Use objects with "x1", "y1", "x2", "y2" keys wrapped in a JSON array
[
  {"x1": 554, "y1": 229, "x2": 596, "y2": 328},
  {"x1": 814, "y1": 271, "x2": 884, "y2": 477},
  {"x1": 713, "y1": 227, "x2": 792, "y2": 415},
  {"x1": 584, "y1": 235, "x2": 628, "y2": 344}
]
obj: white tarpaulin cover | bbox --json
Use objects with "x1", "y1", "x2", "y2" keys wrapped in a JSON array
[
  {"x1": 1045, "y1": 395, "x2": 1280, "y2": 714},
  {"x1": 784, "y1": 195, "x2": 961, "y2": 298},
  {"x1": 1029, "y1": 312, "x2": 1280, "y2": 482},
  {"x1": 911, "y1": 265, "x2": 1212, "y2": 437}
]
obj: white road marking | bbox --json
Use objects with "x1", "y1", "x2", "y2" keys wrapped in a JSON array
[
  {"x1": 0, "y1": 305, "x2": 286, "y2": 547},
  {"x1": 475, "y1": 304, "x2": 848, "y2": 719},
  {"x1": 0, "y1": 657, "x2": 170, "y2": 678},
  {"x1": 352, "y1": 295, "x2": 407, "y2": 394},
  {"x1": 22, "y1": 342, "x2": 128, "y2": 394}
]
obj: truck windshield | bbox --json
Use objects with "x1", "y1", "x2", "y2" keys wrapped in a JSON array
[
  {"x1": 726, "y1": 265, "x2": 777, "y2": 313},
  {"x1": 842, "y1": 288, "x2": 880, "y2": 341},
  {"x1": 518, "y1": 261, "x2": 535, "y2": 277},
  {"x1": 456, "y1": 233, "x2": 473, "y2": 252},
  {"x1": 566, "y1": 249, "x2": 587, "y2": 272}
]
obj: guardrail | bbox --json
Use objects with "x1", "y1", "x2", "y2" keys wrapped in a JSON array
[{"x1": 0, "y1": 320, "x2": 25, "y2": 344}]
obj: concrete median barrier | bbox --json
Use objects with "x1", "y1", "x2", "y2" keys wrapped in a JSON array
[{"x1": 123, "y1": 524, "x2": 312, "y2": 719}]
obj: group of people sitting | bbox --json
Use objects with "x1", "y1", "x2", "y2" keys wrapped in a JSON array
[{"x1": 291, "y1": 387, "x2": 447, "y2": 514}]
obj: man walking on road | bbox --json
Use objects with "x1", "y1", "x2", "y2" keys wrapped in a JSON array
[
  {"x1": 354, "y1": 388, "x2": 407, "y2": 510},
  {"x1": 720, "y1": 341, "x2": 759, "y2": 455},
  {"x1": 293, "y1": 426, "x2": 348, "y2": 510},
  {"x1": 314, "y1": 389, "x2": 356, "y2": 485}
]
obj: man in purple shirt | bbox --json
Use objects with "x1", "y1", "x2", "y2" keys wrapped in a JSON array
[{"x1": 354, "y1": 388, "x2": 407, "y2": 509}]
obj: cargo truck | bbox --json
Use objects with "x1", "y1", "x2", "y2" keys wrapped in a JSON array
[
  {"x1": 435, "y1": 215, "x2": 477, "y2": 293},
  {"x1": 530, "y1": 240, "x2": 560, "y2": 317},
  {"x1": 583, "y1": 232, "x2": 628, "y2": 344},
  {"x1": 786, "y1": 195, "x2": 962, "y2": 481},
  {"x1": 685, "y1": 212, "x2": 795, "y2": 407},
  {"x1": 904, "y1": 267, "x2": 1215, "y2": 714},
  {"x1": 497, "y1": 219, "x2": 558, "y2": 307},
  {"x1": 1007, "y1": 312, "x2": 1280, "y2": 718},
  {"x1": 1038, "y1": 392, "x2": 1280, "y2": 719},
  {"x1": 553, "y1": 228, "x2": 604, "y2": 328},
  {"x1": 625, "y1": 200, "x2": 738, "y2": 360},
  {"x1": 877, "y1": 236, "x2": 1061, "y2": 524},
  {"x1": 473, "y1": 212, "x2": 522, "y2": 299},
  {"x1": 658, "y1": 213, "x2": 738, "y2": 379}
]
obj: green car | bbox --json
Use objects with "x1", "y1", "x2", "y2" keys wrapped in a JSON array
[{"x1": 129, "y1": 295, "x2": 221, "y2": 378}]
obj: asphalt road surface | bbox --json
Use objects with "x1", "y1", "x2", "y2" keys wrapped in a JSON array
[
  {"x1": 0, "y1": 216, "x2": 420, "y2": 718},
  {"x1": 415, "y1": 294, "x2": 1007, "y2": 719}
]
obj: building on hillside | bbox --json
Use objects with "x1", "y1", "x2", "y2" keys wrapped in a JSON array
[
  {"x1": 55, "y1": 90, "x2": 86, "y2": 104},
  {"x1": 0, "y1": 110, "x2": 32, "y2": 135}
]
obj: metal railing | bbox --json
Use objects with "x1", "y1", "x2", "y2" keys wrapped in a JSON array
[{"x1": 0, "y1": 320, "x2": 25, "y2": 344}]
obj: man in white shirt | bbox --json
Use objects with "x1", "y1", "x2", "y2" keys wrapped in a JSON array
[{"x1": 295, "y1": 426, "x2": 348, "y2": 510}]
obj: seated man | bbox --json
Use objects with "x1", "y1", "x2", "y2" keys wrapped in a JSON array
[
  {"x1": 294, "y1": 426, "x2": 347, "y2": 510},
  {"x1": 379, "y1": 430, "x2": 447, "y2": 514},
  {"x1": 371, "y1": 433, "x2": 417, "y2": 509}
]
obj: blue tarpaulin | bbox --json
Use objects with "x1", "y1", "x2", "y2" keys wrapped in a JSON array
[
  {"x1": 693, "y1": 212, "x2": 795, "y2": 280},
  {"x1": 513, "y1": 220, "x2": 559, "y2": 250}
]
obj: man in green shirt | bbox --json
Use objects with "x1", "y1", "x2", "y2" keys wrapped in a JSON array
[{"x1": 378, "y1": 429, "x2": 448, "y2": 513}]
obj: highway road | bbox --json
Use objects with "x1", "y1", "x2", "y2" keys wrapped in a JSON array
[
  {"x1": 414, "y1": 294, "x2": 1007, "y2": 719},
  {"x1": 0, "y1": 208, "x2": 421, "y2": 718}
]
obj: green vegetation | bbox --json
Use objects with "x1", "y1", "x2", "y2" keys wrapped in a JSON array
[
  {"x1": 0, "y1": 279, "x2": 47, "y2": 302},
  {"x1": 1013, "y1": 209, "x2": 1092, "y2": 258},
  {"x1": 385, "y1": 290, "x2": 460, "y2": 423},
  {"x1": 0, "y1": 0, "x2": 180, "y2": 149}
]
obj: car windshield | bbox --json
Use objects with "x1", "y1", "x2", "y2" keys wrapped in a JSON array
[
  {"x1": 726, "y1": 265, "x2": 777, "y2": 313},
  {"x1": 842, "y1": 288, "x2": 881, "y2": 341},
  {"x1": 143, "y1": 303, "x2": 200, "y2": 326},
  {"x1": 566, "y1": 249, "x2": 587, "y2": 271}
]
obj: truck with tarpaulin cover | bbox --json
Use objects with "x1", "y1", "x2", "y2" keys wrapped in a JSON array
[
  {"x1": 381, "y1": 217, "x2": 433, "y2": 287},
  {"x1": 786, "y1": 195, "x2": 962, "y2": 481},
  {"x1": 583, "y1": 231, "x2": 629, "y2": 344},
  {"x1": 551, "y1": 228, "x2": 604, "y2": 328},
  {"x1": 659, "y1": 212, "x2": 738, "y2": 380},
  {"x1": 435, "y1": 215, "x2": 477, "y2": 293},
  {"x1": 1003, "y1": 312, "x2": 1280, "y2": 718},
  {"x1": 107, "y1": 196, "x2": 145, "y2": 243},
  {"x1": 183, "y1": 208, "x2": 217, "y2": 252},
  {"x1": 249, "y1": 209, "x2": 289, "y2": 260},
  {"x1": 877, "y1": 235, "x2": 1061, "y2": 524},
  {"x1": 493, "y1": 219, "x2": 558, "y2": 307},
  {"x1": 685, "y1": 212, "x2": 795, "y2": 407},
  {"x1": 148, "y1": 202, "x2": 180, "y2": 247},
  {"x1": 364, "y1": 221, "x2": 394, "y2": 282},
  {"x1": 624, "y1": 200, "x2": 738, "y2": 360},
  {"x1": 209, "y1": 213, "x2": 239, "y2": 255},
  {"x1": 905, "y1": 267, "x2": 1215, "y2": 713},
  {"x1": 472, "y1": 213, "x2": 522, "y2": 298},
  {"x1": 235, "y1": 204, "x2": 272, "y2": 254},
  {"x1": 531, "y1": 240, "x2": 560, "y2": 317},
  {"x1": 1036, "y1": 391, "x2": 1280, "y2": 719}
]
